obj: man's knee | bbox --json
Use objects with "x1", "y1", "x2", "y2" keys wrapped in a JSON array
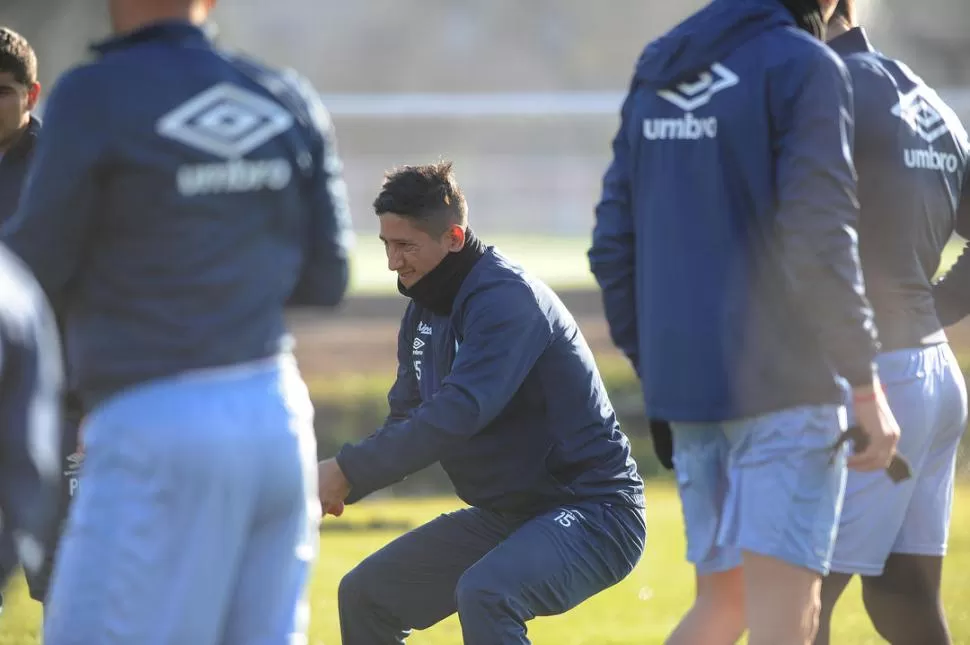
[
  {"x1": 861, "y1": 555, "x2": 949, "y2": 645},
  {"x1": 697, "y1": 570, "x2": 746, "y2": 633},
  {"x1": 861, "y1": 554, "x2": 941, "y2": 616},
  {"x1": 455, "y1": 567, "x2": 495, "y2": 610},
  {"x1": 455, "y1": 565, "x2": 517, "y2": 618},
  {"x1": 338, "y1": 561, "x2": 379, "y2": 611}
]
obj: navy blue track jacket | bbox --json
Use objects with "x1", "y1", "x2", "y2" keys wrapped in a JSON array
[
  {"x1": 0, "y1": 244, "x2": 63, "y2": 588},
  {"x1": 589, "y1": 0, "x2": 880, "y2": 423},
  {"x1": 0, "y1": 116, "x2": 39, "y2": 226},
  {"x1": 336, "y1": 249, "x2": 644, "y2": 516},
  {"x1": 829, "y1": 28, "x2": 970, "y2": 350},
  {"x1": 0, "y1": 22, "x2": 353, "y2": 407}
]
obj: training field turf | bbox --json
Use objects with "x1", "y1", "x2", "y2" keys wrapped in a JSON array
[{"x1": 2, "y1": 483, "x2": 968, "y2": 644}]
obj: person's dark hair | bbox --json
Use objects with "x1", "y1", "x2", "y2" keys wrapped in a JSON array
[
  {"x1": 0, "y1": 28, "x2": 37, "y2": 87},
  {"x1": 779, "y1": 0, "x2": 826, "y2": 39},
  {"x1": 373, "y1": 162, "x2": 468, "y2": 235}
]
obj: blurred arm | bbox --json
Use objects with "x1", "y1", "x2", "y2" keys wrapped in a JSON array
[
  {"x1": 0, "y1": 284, "x2": 63, "y2": 588},
  {"x1": 588, "y1": 81, "x2": 640, "y2": 374},
  {"x1": 773, "y1": 53, "x2": 880, "y2": 387},
  {"x1": 286, "y1": 77, "x2": 353, "y2": 308}
]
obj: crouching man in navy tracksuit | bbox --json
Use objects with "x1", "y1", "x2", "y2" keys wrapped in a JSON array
[
  {"x1": 589, "y1": 1, "x2": 902, "y2": 644},
  {"x1": 816, "y1": 3, "x2": 970, "y2": 644},
  {"x1": 0, "y1": 0, "x2": 353, "y2": 643},
  {"x1": 316, "y1": 162, "x2": 646, "y2": 645}
]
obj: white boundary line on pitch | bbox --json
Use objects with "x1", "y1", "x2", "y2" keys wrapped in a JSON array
[{"x1": 319, "y1": 88, "x2": 970, "y2": 118}]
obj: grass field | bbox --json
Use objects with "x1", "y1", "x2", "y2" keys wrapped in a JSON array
[
  {"x1": 1, "y1": 483, "x2": 968, "y2": 644},
  {"x1": 348, "y1": 234, "x2": 968, "y2": 295}
]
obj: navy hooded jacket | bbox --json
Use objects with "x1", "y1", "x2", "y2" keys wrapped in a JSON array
[
  {"x1": 828, "y1": 28, "x2": 970, "y2": 350},
  {"x1": 0, "y1": 22, "x2": 353, "y2": 408},
  {"x1": 0, "y1": 244, "x2": 63, "y2": 588},
  {"x1": 589, "y1": 0, "x2": 880, "y2": 422},
  {"x1": 336, "y1": 248, "x2": 644, "y2": 516}
]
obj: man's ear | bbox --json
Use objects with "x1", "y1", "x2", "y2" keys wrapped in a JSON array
[
  {"x1": 25, "y1": 83, "x2": 40, "y2": 112},
  {"x1": 447, "y1": 224, "x2": 466, "y2": 252}
]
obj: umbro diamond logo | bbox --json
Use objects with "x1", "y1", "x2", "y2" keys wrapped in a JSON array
[
  {"x1": 657, "y1": 63, "x2": 739, "y2": 112},
  {"x1": 892, "y1": 92, "x2": 949, "y2": 145},
  {"x1": 157, "y1": 83, "x2": 294, "y2": 159},
  {"x1": 892, "y1": 91, "x2": 960, "y2": 173}
]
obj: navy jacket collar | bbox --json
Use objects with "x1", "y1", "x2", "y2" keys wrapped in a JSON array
[
  {"x1": 5, "y1": 115, "x2": 40, "y2": 161},
  {"x1": 91, "y1": 20, "x2": 214, "y2": 56},
  {"x1": 828, "y1": 26, "x2": 875, "y2": 57}
]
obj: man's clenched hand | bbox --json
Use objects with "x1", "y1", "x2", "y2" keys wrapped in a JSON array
[{"x1": 318, "y1": 457, "x2": 350, "y2": 517}]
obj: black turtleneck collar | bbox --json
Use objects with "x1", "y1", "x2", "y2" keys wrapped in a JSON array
[
  {"x1": 828, "y1": 26, "x2": 875, "y2": 58},
  {"x1": 4, "y1": 115, "x2": 40, "y2": 161},
  {"x1": 91, "y1": 20, "x2": 216, "y2": 56},
  {"x1": 778, "y1": 0, "x2": 827, "y2": 40},
  {"x1": 398, "y1": 229, "x2": 487, "y2": 316}
]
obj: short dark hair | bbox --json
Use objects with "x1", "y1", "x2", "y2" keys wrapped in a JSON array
[
  {"x1": 833, "y1": 0, "x2": 855, "y2": 24},
  {"x1": 0, "y1": 27, "x2": 37, "y2": 87},
  {"x1": 373, "y1": 162, "x2": 468, "y2": 235}
]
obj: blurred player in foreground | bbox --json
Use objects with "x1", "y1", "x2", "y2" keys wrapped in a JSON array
[
  {"x1": 0, "y1": 243, "x2": 63, "y2": 612},
  {"x1": 815, "y1": 3, "x2": 970, "y2": 644},
  {"x1": 0, "y1": 0, "x2": 353, "y2": 642},
  {"x1": 589, "y1": 0, "x2": 901, "y2": 643},
  {"x1": 0, "y1": 24, "x2": 85, "y2": 613},
  {"x1": 316, "y1": 162, "x2": 645, "y2": 645},
  {"x1": 0, "y1": 25, "x2": 42, "y2": 613}
]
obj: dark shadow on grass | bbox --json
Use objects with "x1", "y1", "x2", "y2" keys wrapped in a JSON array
[{"x1": 320, "y1": 519, "x2": 414, "y2": 533}]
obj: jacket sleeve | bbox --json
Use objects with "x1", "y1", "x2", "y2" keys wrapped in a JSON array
[
  {"x1": 588, "y1": 81, "x2": 640, "y2": 374},
  {"x1": 336, "y1": 283, "x2": 551, "y2": 503},
  {"x1": 0, "y1": 67, "x2": 104, "y2": 309},
  {"x1": 0, "y1": 287, "x2": 64, "y2": 588},
  {"x1": 286, "y1": 75, "x2": 353, "y2": 308},
  {"x1": 772, "y1": 50, "x2": 879, "y2": 387},
  {"x1": 932, "y1": 149, "x2": 970, "y2": 326},
  {"x1": 385, "y1": 308, "x2": 422, "y2": 423}
]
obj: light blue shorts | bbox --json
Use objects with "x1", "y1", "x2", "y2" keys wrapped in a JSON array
[
  {"x1": 831, "y1": 344, "x2": 967, "y2": 576},
  {"x1": 671, "y1": 405, "x2": 848, "y2": 576},
  {"x1": 43, "y1": 355, "x2": 320, "y2": 645}
]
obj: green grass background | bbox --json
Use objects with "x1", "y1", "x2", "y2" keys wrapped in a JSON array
[{"x1": 1, "y1": 484, "x2": 968, "y2": 644}]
